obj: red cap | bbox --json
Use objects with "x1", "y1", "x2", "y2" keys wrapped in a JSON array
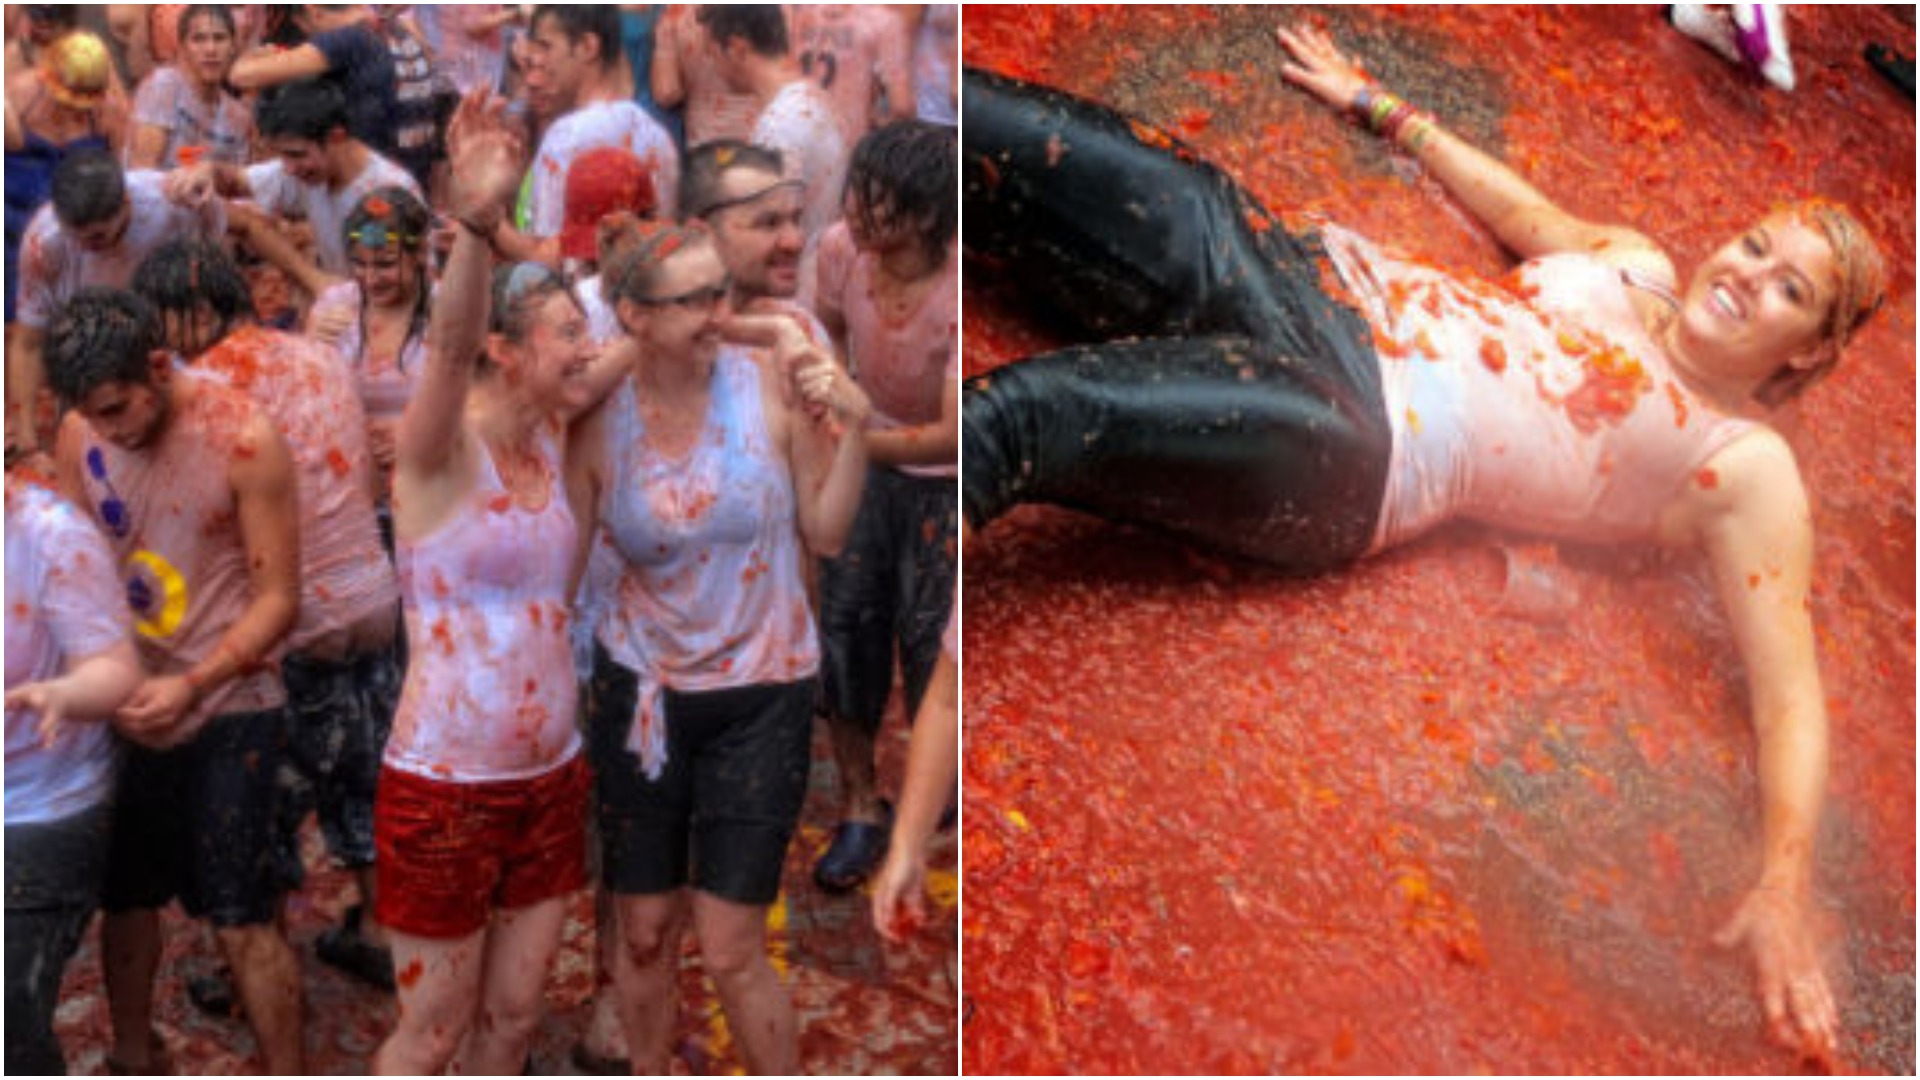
[{"x1": 562, "y1": 147, "x2": 658, "y2": 264}]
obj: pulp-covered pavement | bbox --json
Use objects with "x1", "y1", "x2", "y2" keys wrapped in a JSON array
[
  {"x1": 962, "y1": 4, "x2": 1913, "y2": 1075},
  {"x1": 49, "y1": 716, "x2": 958, "y2": 1074}
]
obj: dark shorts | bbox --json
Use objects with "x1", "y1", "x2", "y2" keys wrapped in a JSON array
[
  {"x1": 819, "y1": 468, "x2": 959, "y2": 731},
  {"x1": 277, "y1": 642, "x2": 403, "y2": 876},
  {"x1": 588, "y1": 644, "x2": 814, "y2": 906},
  {"x1": 102, "y1": 707, "x2": 288, "y2": 928},
  {"x1": 6, "y1": 802, "x2": 112, "y2": 1076},
  {"x1": 373, "y1": 755, "x2": 591, "y2": 939}
]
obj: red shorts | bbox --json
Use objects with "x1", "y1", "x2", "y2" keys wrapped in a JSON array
[{"x1": 373, "y1": 755, "x2": 590, "y2": 939}]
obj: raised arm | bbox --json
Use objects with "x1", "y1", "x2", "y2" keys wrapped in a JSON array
[
  {"x1": 396, "y1": 89, "x2": 524, "y2": 480},
  {"x1": 1275, "y1": 23, "x2": 1673, "y2": 279},
  {"x1": 230, "y1": 201, "x2": 343, "y2": 301},
  {"x1": 651, "y1": 7, "x2": 690, "y2": 108},
  {"x1": 1670, "y1": 429, "x2": 1836, "y2": 1064},
  {"x1": 228, "y1": 42, "x2": 332, "y2": 92}
]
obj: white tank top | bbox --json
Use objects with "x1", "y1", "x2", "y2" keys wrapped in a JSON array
[
  {"x1": 595, "y1": 352, "x2": 821, "y2": 778},
  {"x1": 386, "y1": 428, "x2": 580, "y2": 782},
  {"x1": 1319, "y1": 224, "x2": 1759, "y2": 550}
]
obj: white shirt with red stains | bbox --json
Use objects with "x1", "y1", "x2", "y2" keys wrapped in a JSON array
[
  {"x1": 15, "y1": 171, "x2": 227, "y2": 330},
  {"x1": 792, "y1": 3, "x2": 912, "y2": 148},
  {"x1": 5, "y1": 475, "x2": 132, "y2": 823},
  {"x1": 1318, "y1": 223, "x2": 1759, "y2": 550}
]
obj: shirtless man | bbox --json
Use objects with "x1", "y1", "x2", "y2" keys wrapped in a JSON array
[
  {"x1": 651, "y1": 4, "x2": 760, "y2": 148},
  {"x1": 46, "y1": 287, "x2": 304, "y2": 1075},
  {"x1": 790, "y1": 4, "x2": 913, "y2": 148}
]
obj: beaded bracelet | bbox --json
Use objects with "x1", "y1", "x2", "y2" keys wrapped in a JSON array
[{"x1": 1349, "y1": 84, "x2": 1438, "y2": 154}]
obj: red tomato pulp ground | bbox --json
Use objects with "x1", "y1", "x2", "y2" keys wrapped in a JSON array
[{"x1": 961, "y1": 5, "x2": 1914, "y2": 1074}]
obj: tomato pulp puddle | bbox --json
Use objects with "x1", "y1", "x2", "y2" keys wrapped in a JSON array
[{"x1": 962, "y1": 6, "x2": 1914, "y2": 1074}]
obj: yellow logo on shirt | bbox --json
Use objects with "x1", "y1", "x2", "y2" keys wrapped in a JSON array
[{"x1": 126, "y1": 550, "x2": 188, "y2": 639}]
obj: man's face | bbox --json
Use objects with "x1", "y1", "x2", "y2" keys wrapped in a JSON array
[
  {"x1": 708, "y1": 170, "x2": 805, "y2": 301},
  {"x1": 522, "y1": 15, "x2": 588, "y2": 118},
  {"x1": 67, "y1": 201, "x2": 132, "y2": 253},
  {"x1": 75, "y1": 375, "x2": 170, "y2": 452},
  {"x1": 269, "y1": 135, "x2": 333, "y2": 186}
]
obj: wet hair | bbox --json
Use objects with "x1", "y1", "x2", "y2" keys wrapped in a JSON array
[
  {"x1": 1752, "y1": 200, "x2": 1888, "y2": 407},
  {"x1": 602, "y1": 221, "x2": 717, "y2": 307},
  {"x1": 131, "y1": 238, "x2": 255, "y2": 350},
  {"x1": 531, "y1": 5, "x2": 621, "y2": 70},
  {"x1": 50, "y1": 148, "x2": 125, "y2": 228},
  {"x1": 489, "y1": 262, "x2": 577, "y2": 344},
  {"x1": 697, "y1": 6, "x2": 788, "y2": 58},
  {"x1": 43, "y1": 288, "x2": 165, "y2": 405},
  {"x1": 342, "y1": 186, "x2": 432, "y2": 371},
  {"x1": 178, "y1": 4, "x2": 236, "y2": 41},
  {"x1": 680, "y1": 140, "x2": 786, "y2": 221},
  {"x1": 845, "y1": 120, "x2": 958, "y2": 263},
  {"x1": 255, "y1": 78, "x2": 349, "y2": 143}
]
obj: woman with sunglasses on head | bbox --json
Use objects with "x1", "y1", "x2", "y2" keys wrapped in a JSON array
[
  {"x1": 565, "y1": 218, "x2": 870, "y2": 1074},
  {"x1": 367, "y1": 91, "x2": 600, "y2": 1076},
  {"x1": 961, "y1": 23, "x2": 1887, "y2": 1065}
]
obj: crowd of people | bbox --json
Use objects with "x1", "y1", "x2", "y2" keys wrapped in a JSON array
[{"x1": 3, "y1": 4, "x2": 958, "y2": 1074}]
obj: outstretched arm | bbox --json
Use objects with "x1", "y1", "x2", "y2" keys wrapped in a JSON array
[
  {"x1": 1275, "y1": 23, "x2": 1673, "y2": 279},
  {"x1": 1671, "y1": 429, "x2": 1836, "y2": 1064}
]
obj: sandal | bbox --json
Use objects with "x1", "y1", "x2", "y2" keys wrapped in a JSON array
[{"x1": 813, "y1": 802, "x2": 894, "y2": 893}]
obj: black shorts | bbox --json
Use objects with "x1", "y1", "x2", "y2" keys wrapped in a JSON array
[
  {"x1": 819, "y1": 468, "x2": 959, "y2": 732},
  {"x1": 102, "y1": 707, "x2": 289, "y2": 927},
  {"x1": 587, "y1": 644, "x2": 813, "y2": 905},
  {"x1": 278, "y1": 643, "x2": 403, "y2": 874}
]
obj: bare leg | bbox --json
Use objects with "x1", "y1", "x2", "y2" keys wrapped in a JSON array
[
  {"x1": 102, "y1": 909, "x2": 163, "y2": 1069},
  {"x1": 613, "y1": 891, "x2": 690, "y2": 1074},
  {"x1": 372, "y1": 927, "x2": 486, "y2": 1075},
  {"x1": 356, "y1": 866, "x2": 388, "y2": 949},
  {"x1": 581, "y1": 889, "x2": 631, "y2": 1064},
  {"x1": 453, "y1": 897, "x2": 570, "y2": 1076},
  {"x1": 216, "y1": 922, "x2": 306, "y2": 1073},
  {"x1": 691, "y1": 891, "x2": 795, "y2": 1075}
]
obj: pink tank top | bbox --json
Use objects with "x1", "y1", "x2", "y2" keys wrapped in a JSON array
[
  {"x1": 197, "y1": 326, "x2": 398, "y2": 653},
  {"x1": 72, "y1": 371, "x2": 285, "y2": 721},
  {"x1": 595, "y1": 354, "x2": 820, "y2": 778},
  {"x1": 1319, "y1": 224, "x2": 1759, "y2": 549},
  {"x1": 386, "y1": 428, "x2": 580, "y2": 782}
]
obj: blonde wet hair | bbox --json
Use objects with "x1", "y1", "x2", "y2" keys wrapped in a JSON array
[{"x1": 1753, "y1": 200, "x2": 1888, "y2": 406}]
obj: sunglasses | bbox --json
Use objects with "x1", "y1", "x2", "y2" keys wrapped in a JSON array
[
  {"x1": 85, "y1": 446, "x2": 132, "y2": 539},
  {"x1": 633, "y1": 278, "x2": 731, "y2": 310}
]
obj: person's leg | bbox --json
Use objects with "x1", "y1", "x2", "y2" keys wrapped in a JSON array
[
  {"x1": 4, "y1": 806, "x2": 113, "y2": 1076},
  {"x1": 213, "y1": 921, "x2": 305, "y2": 1072},
  {"x1": 962, "y1": 334, "x2": 1392, "y2": 568},
  {"x1": 372, "y1": 928, "x2": 488, "y2": 1075},
  {"x1": 817, "y1": 477, "x2": 903, "y2": 889},
  {"x1": 101, "y1": 910, "x2": 166, "y2": 1070},
  {"x1": 612, "y1": 891, "x2": 690, "y2": 1074},
  {"x1": 451, "y1": 897, "x2": 572, "y2": 1075},
  {"x1": 690, "y1": 891, "x2": 796, "y2": 1075},
  {"x1": 962, "y1": 66, "x2": 1372, "y2": 355},
  {"x1": 98, "y1": 743, "x2": 186, "y2": 1071},
  {"x1": 190, "y1": 709, "x2": 305, "y2": 1073},
  {"x1": 893, "y1": 475, "x2": 960, "y2": 724}
]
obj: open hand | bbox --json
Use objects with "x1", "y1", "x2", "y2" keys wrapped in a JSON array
[
  {"x1": 5, "y1": 678, "x2": 72, "y2": 747},
  {"x1": 871, "y1": 848, "x2": 929, "y2": 944},
  {"x1": 1715, "y1": 885, "x2": 1839, "y2": 1067},
  {"x1": 446, "y1": 88, "x2": 526, "y2": 223},
  {"x1": 1275, "y1": 23, "x2": 1373, "y2": 112}
]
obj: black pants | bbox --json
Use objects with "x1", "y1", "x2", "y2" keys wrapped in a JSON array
[
  {"x1": 5, "y1": 803, "x2": 112, "y2": 1075},
  {"x1": 961, "y1": 68, "x2": 1392, "y2": 570}
]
